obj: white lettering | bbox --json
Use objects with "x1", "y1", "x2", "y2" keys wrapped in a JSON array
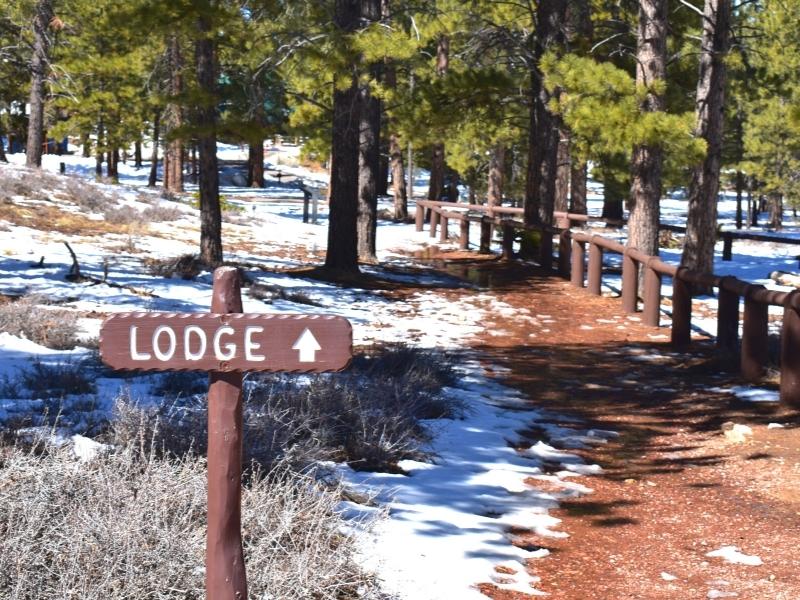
[
  {"x1": 152, "y1": 326, "x2": 177, "y2": 361},
  {"x1": 130, "y1": 326, "x2": 152, "y2": 361},
  {"x1": 213, "y1": 326, "x2": 236, "y2": 361},
  {"x1": 244, "y1": 326, "x2": 266, "y2": 361},
  {"x1": 184, "y1": 326, "x2": 207, "y2": 361}
]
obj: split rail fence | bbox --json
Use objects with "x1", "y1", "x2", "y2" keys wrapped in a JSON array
[{"x1": 415, "y1": 200, "x2": 800, "y2": 407}]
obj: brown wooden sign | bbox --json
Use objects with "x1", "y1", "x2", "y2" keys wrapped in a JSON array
[
  {"x1": 99, "y1": 313, "x2": 352, "y2": 373},
  {"x1": 98, "y1": 268, "x2": 354, "y2": 600}
]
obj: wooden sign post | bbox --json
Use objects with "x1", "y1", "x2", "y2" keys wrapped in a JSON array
[{"x1": 99, "y1": 267, "x2": 353, "y2": 600}]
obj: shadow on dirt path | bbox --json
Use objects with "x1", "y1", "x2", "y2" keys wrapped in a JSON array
[{"x1": 438, "y1": 258, "x2": 800, "y2": 600}]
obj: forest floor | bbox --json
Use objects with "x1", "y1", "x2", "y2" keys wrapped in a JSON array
[{"x1": 413, "y1": 252, "x2": 800, "y2": 600}]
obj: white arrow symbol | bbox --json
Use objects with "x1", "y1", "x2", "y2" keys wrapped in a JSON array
[{"x1": 292, "y1": 328, "x2": 321, "y2": 363}]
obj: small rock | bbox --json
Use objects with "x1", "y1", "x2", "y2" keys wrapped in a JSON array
[
  {"x1": 661, "y1": 572, "x2": 678, "y2": 581},
  {"x1": 767, "y1": 423, "x2": 785, "y2": 430},
  {"x1": 708, "y1": 590, "x2": 738, "y2": 599},
  {"x1": 721, "y1": 422, "x2": 753, "y2": 443}
]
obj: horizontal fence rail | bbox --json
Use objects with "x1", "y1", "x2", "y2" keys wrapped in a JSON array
[{"x1": 415, "y1": 200, "x2": 799, "y2": 408}]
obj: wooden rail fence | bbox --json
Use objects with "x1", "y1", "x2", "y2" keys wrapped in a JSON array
[{"x1": 415, "y1": 200, "x2": 800, "y2": 408}]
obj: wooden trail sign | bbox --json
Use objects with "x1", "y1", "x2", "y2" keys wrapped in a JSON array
[{"x1": 98, "y1": 267, "x2": 353, "y2": 600}]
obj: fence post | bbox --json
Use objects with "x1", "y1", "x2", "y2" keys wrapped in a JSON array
[
  {"x1": 429, "y1": 209, "x2": 439, "y2": 239},
  {"x1": 671, "y1": 267, "x2": 692, "y2": 347},
  {"x1": 741, "y1": 284, "x2": 769, "y2": 381},
  {"x1": 570, "y1": 240, "x2": 586, "y2": 288},
  {"x1": 717, "y1": 276, "x2": 740, "y2": 355},
  {"x1": 502, "y1": 223, "x2": 514, "y2": 261},
  {"x1": 479, "y1": 216, "x2": 492, "y2": 253},
  {"x1": 587, "y1": 240, "x2": 603, "y2": 296},
  {"x1": 780, "y1": 290, "x2": 800, "y2": 407},
  {"x1": 722, "y1": 233, "x2": 733, "y2": 261},
  {"x1": 558, "y1": 230, "x2": 571, "y2": 279},
  {"x1": 439, "y1": 214, "x2": 449, "y2": 243},
  {"x1": 622, "y1": 249, "x2": 639, "y2": 314},
  {"x1": 415, "y1": 202, "x2": 424, "y2": 232},
  {"x1": 459, "y1": 218, "x2": 469, "y2": 250},
  {"x1": 642, "y1": 262, "x2": 662, "y2": 327}
]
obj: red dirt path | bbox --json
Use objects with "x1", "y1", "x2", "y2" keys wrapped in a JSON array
[{"x1": 434, "y1": 258, "x2": 800, "y2": 600}]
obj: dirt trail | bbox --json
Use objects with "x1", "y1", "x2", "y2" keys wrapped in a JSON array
[{"x1": 438, "y1": 258, "x2": 800, "y2": 600}]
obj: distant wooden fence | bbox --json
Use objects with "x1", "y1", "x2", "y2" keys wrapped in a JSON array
[{"x1": 415, "y1": 200, "x2": 800, "y2": 408}]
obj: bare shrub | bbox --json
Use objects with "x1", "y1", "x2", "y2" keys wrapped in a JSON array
[
  {"x1": 0, "y1": 441, "x2": 386, "y2": 599},
  {"x1": 0, "y1": 295, "x2": 80, "y2": 349},
  {"x1": 249, "y1": 282, "x2": 323, "y2": 307},
  {"x1": 142, "y1": 202, "x2": 183, "y2": 222},
  {"x1": 60, "y1": 176, "x2": 112, "y2": 212},
  {"x1": 103, "y1": 205, "x2": 145, "y2": 225},
  {"x1": 145, "y1": 254, "x2": 206, "y2": 280},
  {"x1": 0, "y1": 358, "x2": 95, "y2": 400}
]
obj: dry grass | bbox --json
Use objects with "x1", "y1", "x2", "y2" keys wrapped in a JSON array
[
  {"x1": 0, "y1": 439, "x2": 387, "y2": 600},
  {"x1": 0, "y1": 295, "x2": 81, "y2": 349},
  {"x1": 144, "y1": 254, "x2": 207, "y2": 280},
  {"x1": 116, "y1": 344, "x2": 460, "y2": 473}
]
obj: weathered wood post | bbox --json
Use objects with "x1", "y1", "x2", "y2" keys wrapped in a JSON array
[
  {"x1": 587, "y1": 239, "x2": 603, "y2": 296},
  {"x1": 558, "y1": 230, "x2": 571, "y2": 279},
  {"x1": 741, "y1": 284, "x2": 769, "y2": 381},
  {"x1": 479, "y1": 216, "x2": 492, "y2": 253},
  {"x1": 722, "y1": 232, "x2": 733, "y2": 261},
  {"x1": 716, "y1": 276, "x2": 740, "y2": 355},
  {"x1": 622, "y1": 249, "x2": 639, "y2": 314},
  {"x1": 439, "y1": 213, "x2": 449, "y2": 243},
  {"x1": 98, "y1": 268, "x2": 354, "y2": 600},
  {"x1": 642, "y1": 261, "x2": 662, "y2": 327},
  {"x1": 429, "y1": 209, "x2": 439, "y2": 238},
  {"x1": 780, "y1": 290, "x2": 800, "y2": 407},
  {"x1": 459, "y1": 218, "x2": 469, "y2": 250},
  {"x1": 671, "y1": 268, "x2": 692, "y2": 347},
  {"x1": 415, "y1": 202, "x2": 424, "y2": 232},
  {"x1": 501, "y1": 223, "x2": 514, "y2": 261},
  {"x1": 570, "y1": 240, "x2": 585, "y2": 288}
]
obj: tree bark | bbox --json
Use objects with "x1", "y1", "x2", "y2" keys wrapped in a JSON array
[
  {"x1": 81, "y1": 133, "x2": 91, "y2": 158},
  {"x1": 107, "y1": 148, "x2": 119, "y2": 182},
  {"x1": 378, "y1": 138, "x2": 389, "y2": 197},
  {"x1": 570, "y1": 161, "x2": 588, "y2": 215},
  {"x1": 325, "y1": 0, "x2": 361, "y2": 274},
  {"x1": 26, "y1": 0, "x2": 55, "y2": 168},
  {"x1": 681, "y1": 0, "x2": 731, "y2": 280},
  {"x1": 735, "y1": 170, "x2": 744, "y2": 230},
  {"x1": 554, "y1": 130, "x2": 570, "y2": 214},
  {"x1": 196, "y1": 15, "x2": 222, "y2": 266},
  {"x1": 165, "y1": 35, "x2": 184, "y2": 193},
  {"x1": 248, "y1": 142, "x2": 265, "y2": 187},
  {"x1": 0, "y1": 131, "x2": 7, "y2": 163},
  {"x1": 95, "y1": 120, "x2": 104, "y2": 178},
  {"x1": 427, "y1": 35, "x2": 449, "y2": 201},
  {"x1": 487, "y1": 144, "x2": 505, "y2": 207},
  {"x1": 601, "y1": 167, "x2": 626, "y2": 222},
  {"x1": 148, "y1": 111, "x2": 160, "y2": 187},
  {"x1": 389, "y1": 133, "x2": 408, "y2": 220},
  {"x1": 627, "y1": 0, "x2": 667, "y2": 258},
  {"x1": 769, "y1": 193, "x2": 783, "y2": 230},
  {"x1": 523, "y1": 0, "x2": 567, "y2": 230},
  {"x1": 134, "y1": 140, "x2": 143, "y2": 168}
]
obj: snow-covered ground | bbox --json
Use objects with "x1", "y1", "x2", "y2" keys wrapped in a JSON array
[
  {"x1": 0, "y1": 146, "x2": 790, "y2": 597},
  {"x1": 0, "y1": 147, "x2": 609, "y2": 598}
]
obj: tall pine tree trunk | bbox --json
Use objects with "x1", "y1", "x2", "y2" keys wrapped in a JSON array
[
  {"x1": 196, "y1": 15, "x2": 222, "y2": 266},
  {"x1": 148, "y1": 111, "x2": 160, "y2": 187},
  {"x1": 681, "y1": 0, "x2": 731, "y2": 281},
  {"x1": 95, "y1": 120, "x2": 105, "y2": 178},
  {"x1": 248, "y1": 142, "x2": 264, "y2": 187},
  {"x1": 427, "y1": 35, "x2": 449, "y2": 201},
  {"x1": 26, "y1": 0, "x2": 54, "y2": 168},
  {"x1": 357, "y1": 0, "x2": 381, "y2": 262},
  {"x1": 523, "y1": 0, "x2": 567, "y2": 231},
  {"x1": 769, "y1": 193, "x2": 783, "y2": 230},
  {"x1": 134, "y1": 140, "x2": 143, "y2": 168},
  {"x1": 325, "y1": 0, "x2": 361, "y2": 274},
  {"x1": 487, "y1": 144, "x2": 505, "y2": 207},
  {"x1": 554, "y1": 130, "x2": 570, "y2": 214},
  {"x1": 570, "y1": 161, "x2": 588, "y2": 215},
  {"x1": 389, "y1": 134, "x2": 407, "y2": 220},
  {"x1": 628, "y1": 0, "x2": 667, "y2": 258},
  {"x1": 0, "y1": 131, "x2": 7, "y2": 163},
  {"x1": 165, "y1": 35, "x2": 184, "y2": 193}
]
